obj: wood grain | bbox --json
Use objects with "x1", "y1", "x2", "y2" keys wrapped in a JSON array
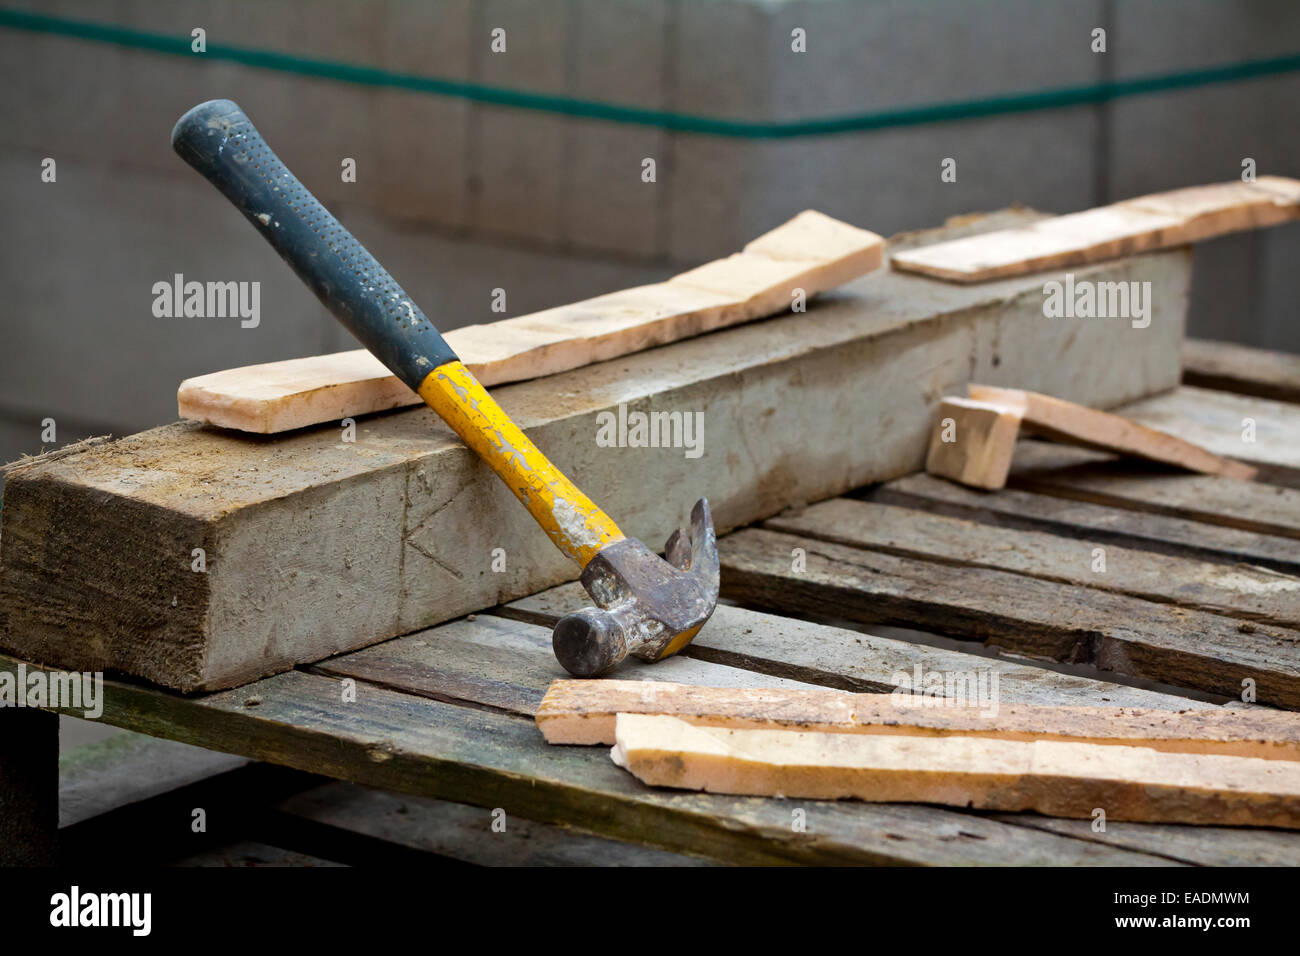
[
  {"x1": 178, "y1": 210, "x2": 883, "y2": 433},
  {"x1": 719, "y1": 528, "x2": 1300, "y2": 708},
  {"x1": 892, "y1": 177, "x2": 1300, "y2": 282}
]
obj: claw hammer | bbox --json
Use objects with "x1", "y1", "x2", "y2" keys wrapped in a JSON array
[{"x1": 172, "y1": 100, "x2": 719, "y2": 677}]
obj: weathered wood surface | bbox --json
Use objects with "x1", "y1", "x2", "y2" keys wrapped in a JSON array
[
  {"x1": 178, "y1": 210, "x2": 884, "y2": 433},
  {"x1": 0, "y1": 652, "x2": 1160, "y2": 865},
  {"x1": 720, "y1": 528, "x2": 1300, "y2": 708},
  {"x1": 892, "y1": 177, "x2": 1300, "y2": 282},
  {"x1": 868, "y1": 473, "x2": 1300, "y2": 575},
  {"x1": 1118, "y1": 386, "x2": 1300, "y2": 480},
  {"x1": 990, "y1": 814, "x2": 1300, "y2": 867},
  {"x1": 1183, "y1": 338, "x2": 1300, "y2": 405},
  {"x1": 611, "y1": 714, "x2": 1300, "y2": 829},
  {"x1": 767, "y1": 499, "x2": 1300, "y2": 628},
  {"x1": 277, "y1": 783, "x2": 720, "y2": 867},
  {"x1": 0, "y1": 215, "x2": 1192, "y2": 692},
  {"x1": 1008, "y1": 441, "x2": 1300, "y2": 540},
  {"x1": 504, "y1": 585, "x2": 1210, "y2": 709}
]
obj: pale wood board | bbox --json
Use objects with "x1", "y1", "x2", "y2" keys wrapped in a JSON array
[
  {"x1": 178, "y1": 210, "x2": 884, "y2": 433},
  {"x1": 967, "y1": 384, "x2": 1256, "y2": 480},
  {"x1": 611, "y1": 714, "x2": 1300, "y2": 828},
  {"x1": 924, "y1": 396, "x2": 1023, "y2": 490},
  {"x1": 538, "y1": 679, "x2": 1300, "y2": 757},
  {"x1": 891, "y1": 176, "x2": 1300, "y2": 282}
]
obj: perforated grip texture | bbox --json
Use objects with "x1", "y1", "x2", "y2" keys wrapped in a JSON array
[{"x1": 171, "y1": 99, "x2": 457, "y2": 389}]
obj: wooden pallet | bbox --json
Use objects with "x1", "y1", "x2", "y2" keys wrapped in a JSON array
[{"x1": 3, "y1": 351, "x2": 1300, "y2": 866}]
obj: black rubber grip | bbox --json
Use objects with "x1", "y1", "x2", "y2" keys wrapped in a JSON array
[{"x1": 171, "y1": 99, "x2": 458, "y2": 390}]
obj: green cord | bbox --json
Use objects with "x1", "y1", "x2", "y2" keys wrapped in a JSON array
[{"x1": 2, "y1": 7, "x2": 1299, "y2": 139}]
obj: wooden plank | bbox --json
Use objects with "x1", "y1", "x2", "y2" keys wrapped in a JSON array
[
  {"x1": 1183, "y1": 339, "x2": 1300, "y2": 405},
  {"x1": 990, "y1": 814, "x2": 1300, "y2": 867},
  {"x1": 0, "y1": 654, "x2": 1165, "y2": 866},
  {"x1": 276, "y1": 783, "x2": 720, "y2": 867},
  {"x1": 537, "y1": 679, "x2": 1300, "y2": 756},
  {"x1": 868, "y1": 473, "x2": 1300, "y2": 575},
  {"x1": 0, "y1": 707, "x2": 58, "y2": 865},
  {"x1": 504, "y1": 584, "x2": 1215, "y2": 710},
  {"x1": 719, "y1": 528, "x2": 1300, "y2": 708},
  {"x1": 312, "y1": 613, "x2": 824, "y2": 718},
  {"x1": 967, "y1": 385, "x2": 1255, "y2": 480},
  {"x1": 0, "y1": 218, "x2": 1192, "y2": 692},
  {"x1": 1119, "y1": 385, "x2": 1300, "y2": 480},
  {"x1": 766, "y1": 499, "x2": 1300, "y2": 628},
  {"x1": 891, "y1": 177, "x2": 1300, "y2": 282},
  {"x1": 178, "y1": 210, "x2": 884, "y2": 433},
  {"x1": 1009, "y1": 440, "x2": 1300, "y2": 540},
  {"x1": 611, "y1": 714, "x2": 1300, "y2": 829}
]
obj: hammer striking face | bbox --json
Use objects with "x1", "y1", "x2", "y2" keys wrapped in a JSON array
[{"x1": 553, "y1": 499, "x2": 720, "y2": 677}]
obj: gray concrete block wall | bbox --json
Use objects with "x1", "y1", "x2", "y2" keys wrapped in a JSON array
[{"x1": 1, "y1": 0, "x2": 1297, "y2": 471}]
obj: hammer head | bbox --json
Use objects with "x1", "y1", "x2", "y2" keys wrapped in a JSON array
[{"x1": 552, "y1": 498, "x2": 720, "y2": 677}]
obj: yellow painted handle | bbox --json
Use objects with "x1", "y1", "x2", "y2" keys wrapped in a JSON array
[{"x1": 418, "y1": 361, "x2": 624, "y2": 566}]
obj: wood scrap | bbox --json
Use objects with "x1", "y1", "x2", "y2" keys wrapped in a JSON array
[
  {"x1": 891, "y1": 176, "x2": 1300, "y2": 282},
  {"x1": 926, "y1": 384, "x2": 1255, "y2": 489},
  {"x1": 177, "y1": 210, "x2": 884, "y2": 433},
  {"x1": 538, "y1": 680, "x2": 1300, "y2": 760},
  {"x1": 610, "y1": 714, "x2": 1300, "y2": 828},
  {"x1": 924, "y1": 396, "x2": 1023, "y2": 489}
]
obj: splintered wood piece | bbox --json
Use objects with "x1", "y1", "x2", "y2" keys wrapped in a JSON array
[
  {"x1": 610, "y1": 714, "x2": 1300, "y2": 828},
  {"x1": 539, "y1": 680, "x2": 1300, "y2": 759},
  {"x1": 178, "y1": 210, "x2": 883, "y2": 433},
  {"x1": 924, "y1": 396, "x2": 1024, "y2": 490},
  {"x1": 891, "y1": 176, "x2": 1300, "y2": 282},
  {"x1": 968, "y1": 384, "x2": 1257, "y2": 480}
]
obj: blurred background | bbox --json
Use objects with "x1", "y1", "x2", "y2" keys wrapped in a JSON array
[{"x1": 1, "y1": 0, "x2": 1298, "y2": 472}]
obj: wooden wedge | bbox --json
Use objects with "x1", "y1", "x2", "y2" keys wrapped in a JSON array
[
  {"x1": 891, "y1": 176, "x2": 1300, "y2": 282},
  {"x1": 968, "y1": 385, "x2": 1256, "y2": 480},
  {"x1": 538, "y1": 680, "x2": 1300, "y2": 761},
  {"x1": 178, "y1": 210, "x2": 883, "y2": 433},
  {"x1": 925, "y1": 385, "x2": 1254, "y2": 489},
  {"x1": 610, "y1": 714, "x2": 1300, "y2": 828}
]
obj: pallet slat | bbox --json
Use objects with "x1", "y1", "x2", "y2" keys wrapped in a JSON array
[
  {"x1": 1008, "y1": 441, "x2": 1300, "y2": 539},
  {"x1": 1183, "y1": 339, "x2": 1300, "y2": 405},
  {"x1": 868, "y1": 473, "x2": 1300, "y2": 575},
  {"x1": 719, "y1": 528, "x2": 1300, "y2": 708},
  {"x1": 767, "y1": 499, "x2": 1300, "y2": 628},
  {"x1": 0, "y1": 654, "x2": 1161, "y2": 866}
]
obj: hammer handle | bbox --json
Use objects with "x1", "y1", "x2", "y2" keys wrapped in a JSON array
[
  {"x1": 171, "y1": 100, "x2": 454, "y2": 392},
  {"x1": 173, "y1": 100, "x2": 623, "y2": 566}
]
